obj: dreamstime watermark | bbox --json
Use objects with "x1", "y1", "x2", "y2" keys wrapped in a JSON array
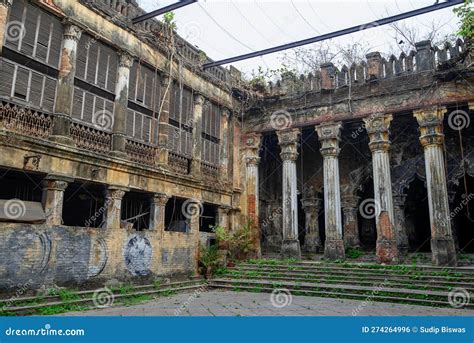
[
  {"x1": 270, "y1": 288, "x2": 292, "y2": 308},
  {"x1": 3, "y1": 199, "x2": 26, "y2": 220},
  {"x1": 270, "y1": 110, "x2": 292, "y2": 130},
  {"x1": 1, "y1": 279, "x2": 33, "y2": 312},
  {"x1": 84, "y1": 199, "x2": 111, "y2": 227},
  {"x1": 5, "y1": 21, "x2": 26, "y2": 42},
  {"x1": 447, "y1": 109, "x2": 470, "y2": 131},
  {"x1": 358, "y1": 198, "x2": 381, "y2": 219},
  {"x1": 182, "y1": 21, "x2": 202, "y2": 41},
  {"x1": 174, "y1": 283, "x2": 208, "y2": 315},
  {"x1": 350, "y1": 106, "x2": 385, "y2": 139},
  {"x1": 261, "y1": 207, "x2": 282, "y2": 228},
  {"x1": 181, "y1": 199, "x2": 203, "y2": 220},
  {"x1": 352, "y1": 279, "x2": 388, "y2": 316},
  {"x1": 92, "y1": 287, "x2": 114, "y2": 308},
  {"x1": 439, "y1": 193, "x2": 474, "y2": 228},
  {"x1": 448, "y1": 288, "x2": 470, "y2": 308},
  {"x1": 93, "y1": 110, "x2": 114, "y2": 131}
]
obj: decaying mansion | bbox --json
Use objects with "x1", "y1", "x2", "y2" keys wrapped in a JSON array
[{"x1": 0, "y1": 0, "x2": 472, "y2": 290}]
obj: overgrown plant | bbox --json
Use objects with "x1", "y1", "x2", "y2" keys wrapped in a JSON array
[
  {"x1": 453, "y1": 0, "x2": 473, "y2": 42},
  {"x1": 212, "y1": 219, "x2": 254, "y2": 261},
  {"x1": 198, "y1": 244, "x2": 221, "y2": 278}
]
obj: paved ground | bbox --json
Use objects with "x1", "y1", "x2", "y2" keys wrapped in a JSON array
[{"x1": 61, "y1": 290, "x2": 474, "y2": 316}]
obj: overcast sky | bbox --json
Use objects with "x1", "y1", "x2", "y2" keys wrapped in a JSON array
[{"x1": 136, "y1": 0, "x2": 460, "y2": 76}]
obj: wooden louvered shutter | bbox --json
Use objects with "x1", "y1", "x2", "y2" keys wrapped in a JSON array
[
  {"x1": 126, "y1": 110, "x2": 134, "y2": 137},
  {"x1": 76, "y1": 36, "x2": 88, "y2": 80},
  {"x1": 5, "y1": 0, "x2": 23, "y2": 51},
  {"x1": 82, "y1": 92, "x2": 94, "y2": 123},
  {"x1": 29, "y1": 71, "x2": 43, "y2": 107},
  {"x1": 86, "y1": 43, "x2": 98, "y2": 84},
  {"x1": 71, "y1": 88, "x2": 84, "y2": 119},
  {"x1": 0, "y1": 61, "x2": 15, "y2": 97},
  {"x1": 42, "y1": 77, "x2": 56, "y2": 113},
  {"x1": 14, "y1": 66, "x2": 29, "y2": 100},
  {"x1": 128, "y1": 62, "x2": 137, "y2": 101}
]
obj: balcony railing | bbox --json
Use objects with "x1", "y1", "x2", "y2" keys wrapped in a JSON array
[
  {"x1": 70, "y1": 121, "x2": 112, "y2": 154},
  {"x1": 125, "y1": 138, "x2": 157, "y2": 166},
  {"x1": 168, "y1": 151, "x2": 190, "y2": 174},
  {"x1": 201, "y1": 161, "x2": 219, "y2": 179},
  {"x1": 0, "y1": 102, "x2": 52, "y2": 139}
]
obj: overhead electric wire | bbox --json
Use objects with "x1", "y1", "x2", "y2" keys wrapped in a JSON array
[
  {"x1": 202, "y1": 0, "x2": 463, "y2": 69},
  {"x1": 254, "y1": 0, "x2": 298, "y2": 41},
  {"x1": 307, "y1": 0, "x2": 332, "y2": 32},
  {"x1": 290, "y1": 0, "x2": 320, "y2": 34},
  {"x1": 231, "y1": 1, "x2": 272, "y2": 44}
]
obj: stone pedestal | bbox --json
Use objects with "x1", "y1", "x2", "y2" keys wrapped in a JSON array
[
  {"x1": 341, "y1": 194, "x2": 361, "y2": 248},
  {"x1": 42, "y1": 176, "x2": 71, "y2": 226},
  {"x1": 190, "y1": 94, "x2": 204, "y2": 177},
  {"x1": 316, "y1": 122, "x2": 345, "y2": 260},
  {"x1": 104, "y1": 186, "x2": 128, "y2": 229},
  {"x1": 111, "y1": 52, "x2": 134, "y2": 158},
  {"x1": 51, "y1": 23, "x2": 82, "y2": 145},
  {"x1": 301, "y1": 197, "x2": 322, "y2": 253},
  {"x1": 150, "y1": 193, "x2": 169, "y2": 232},
  {"x1": 364, "y1": 114, "x2": 399, "y2": 264},
  {"x1": 277, "y1": 128, "x2": 301, "y2": 259},
  {"x1": 414, "y1": 107, "x2": 457, "y2": 266},
  {"x1": 393, "y1": 194, "x2": 409, "y2": 255}
]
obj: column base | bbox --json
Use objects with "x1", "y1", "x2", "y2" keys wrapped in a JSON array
[
  {"x1": 431, "y1": 238, "x2": 457, "y2": 266},
  {"x1": 324, "y1": 239, "x2": 345, "y2": 260},
  {"x1": 110, "y1": 150, "x2": 128, "y2": 159},
  {"x1": 280, "y1": 239, "x2": 301, "y2": 259},
  {"x1": 376, "y1": 239, "x2": 399, "y2": 264},
  {"x1": 304, "y1": 232, "x2": 322, "y2": 253},
  {"x1": 49, "y1": 135, "x2": 74, "y2": 146},
  {"x1": 344, "y1": 235, "x2": 361, "y2": 249}
]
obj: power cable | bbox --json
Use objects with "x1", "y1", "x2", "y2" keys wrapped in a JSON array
[{"x1": 290, "y1": 0, "x2": 320, "y2": 34}]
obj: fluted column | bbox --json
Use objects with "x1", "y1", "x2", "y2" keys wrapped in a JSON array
[
  {"x1": 242, "y1": 132, "x2": 262, "y2": 257},
  {"x1": 51, "y1": 23, "x2": 82, "y2": 145},
  {"x1": 364, "y1": 114, "x2": 399, "y2": 263},
  {"x1": 277, "y1": 128, "x2": 301, "y2": 259},
  {"x1": 414, "y1": 106, "x2": 456, "y2": 266},
  {"x1": 393, "y1": 193, "x2": 409, "y2": 255},
  {"x1": 150, "y1": 193, "x2": 169, "y2": 232},
  {"x1": 190, "y1": 94, "x2": 204, "y2": 177},
  {"x1": 42, "y1": 176, "x2": 71, "y2": 226},
  {"x1": 220, "y1": 108, "x2": 230, "y2": 181},
  {"x1": 316, "y1": 122, "x2": 345, "y2": 260},
  {"x1": 0, "y1": 0, "x2": 12, "y2": 55},
  {"x1": 111, "y1": 52, "x2": 134, "y2": 157},
  {"x1": 104, "y1": 186, "x2": 128, "y2": 229},
  {"x1": 301, "y1": 197, "x2": 322, "y2": 253},
  {"x1": 341, "y1": 194, "x2": 361, "y2": 248}
]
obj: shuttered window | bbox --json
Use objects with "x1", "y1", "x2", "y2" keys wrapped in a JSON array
[
  {"x1": 201, "y1": 101, "x2": 220, "y2": 165},
  {"x1": 71, "y1": 87, "x2": 114, "y2": 131},
  {"x1": 167, "y1": 82, "x2": 193, "y2": 156},
  {"x1": 76, "y1": 33, "x2": 117, "y2": 94},
  {"x1": 125, "y1": 109, "x2": 159, "y2": 144},
  {"x1": 5, "y1": 0, "x2": 63, "y2": 68},
  {"x1": 128, "y1": 61, "x2": 161, "y2": 112},
  {"x1": 0, "y1": 59, "x2": 56, "y2": 113}
]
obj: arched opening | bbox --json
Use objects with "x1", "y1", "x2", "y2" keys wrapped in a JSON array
[{"x1": 405, "y1": 177, "x2": 431, "y2": 252}]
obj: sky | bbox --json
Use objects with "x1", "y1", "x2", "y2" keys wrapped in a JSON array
[{"x1": 136, "y1": 0, "x2": 461, "y2": 77}]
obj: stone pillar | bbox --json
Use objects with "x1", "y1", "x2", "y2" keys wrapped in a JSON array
[
  {"x1": 111, "y1": 52, "x2": 134, "y2": 158},
  {"x1": 242, "y1": 132, "x2": 262, "y2": 257},
  {"x1": 51, "y1": 23, "x2": 82, "y2": 145},
  {"x1": 301, "y1": 197, "x2": 322, "y2": 253},
  {"x1": 0, "y1": 0, "x2": 12, "y2": 55},
  {"x1": 42, "y1": 176, "x2": 71, "y2": 226},
  {"x1": 190, "y1": 94, "x2": 204, "y2": 177},
  {"x1": 364, "y1": 114, "x2": 399, "y2": 263},
  {"x1": 414, "y1": 106, "x2": 457, "y2": 266},
  {"x1": 104, "y1": 186, "x2": 127, "y2": 229},
  {"x1": 316, "y1": 122, "x2": 344, "y2": 260},
  {"x1": 393, "y1": 193, "x2": 409, "y2": 255},
  {"x1": 157, "y1": 75, "x2": 171, "y2": 165},
  {"x1": 149, "y1": 193, "x2": 169, "y2": 232},
  {"x1": 277, "y1": 128, "x2": 301, "y2": 259},
  {"x1": 220, "y1": 108, "x2": 230, "y2": 181},
  {"x1": 217, "y1": 205, "x2": 231, "y2": 229},
  {"x1": 341, "y1": 194, "x2": 361, "y2": 248}
]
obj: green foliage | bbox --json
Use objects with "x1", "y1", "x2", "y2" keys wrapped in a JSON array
[
  {"x1": 212, "y1": 219, "x2": 254, "y2": 261},
  {"x1": 453, "y1": 0, "x2": 473, "y2": 41},
  {"x1": 58, "y1": 289, "x2": 80, "y2": 302},
  {"x1": 345, "y1": 247, "x2": 365, "y2": 259},
  {"x1": 161, "y1": 12, "x2": 177, "y2": 30},
  {"x1": 198, "y1": 244, "x2": 221, "y2": 276}
]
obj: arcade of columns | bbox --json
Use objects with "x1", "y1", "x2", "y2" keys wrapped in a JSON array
[{"x1": 242, "y1": 106, "x2": 459, "y2": 266}]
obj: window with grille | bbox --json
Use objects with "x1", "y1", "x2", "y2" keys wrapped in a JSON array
[
  {"x1": 201, "y1": 100, "x2": 221, "y2": 166},
  {"x1": 168, "y1": 81, "x2": 193, "y2": 157}
]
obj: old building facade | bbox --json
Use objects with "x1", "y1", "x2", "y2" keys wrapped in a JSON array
[{"x1": 0, "y1": 0, "x2": 472, "y2": 290}]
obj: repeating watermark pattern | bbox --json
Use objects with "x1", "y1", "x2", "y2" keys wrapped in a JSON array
[
  {"x1": 5, "y1": 323, "x2": 85, "y2": 337},
  {"x1": 92, "y1": 287, "x2": 114, "y2": 308},
  {"x1": 5, "y1": 21, "x2": 26, "y2": 42},
  {"x1": 448, "y1": 287, "x2": 470, "y2": 308},
  {"x1": 440, "y1": 193, "x2": 474, "y2": 228},
  {"x1": 358, "y1": 198, "x2": 381, "y2": 220},
  {"x1": 174, "y1": 283, "x2": 208, "y2": 315},
  {"x1": 182, "y1": 21, "x2": 202, "y2": 41},
  {"x1": 270, "y1": 288, "x2": 292, "y2": 308},
  {"x1": 4, "y1": 199, "x2": 26, "y2": 220},
  {"x1": 352, "y1": 279, "x2": 388, "y2": 316},
  {"x1": 350, "y1": 105, "x2": 385, "y2": 139},
  {"x1": 84, "y1": 199, "x2": 111, "y2": 227},
  {"x1": 1, "y1": 279, "x2": 33, "y2": 312},
  {"x1": 270, "y1": 110, "x2": 293, "y2": 131},
  {"x1": 181, "y1": 198, "x2": 203, "y2": 220},
  {"x1": 93, "y1": 110, "x2": 114, "y2": 131},
  {"x1": 447, "y1": 109, "x2": 470, "y2": 131},
  {"x1": 261, "y1": 207, "x2": 282, "y2": 228}
]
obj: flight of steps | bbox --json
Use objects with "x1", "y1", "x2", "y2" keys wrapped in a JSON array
[
  {"x1": 209, "y1": 260, "x2": 474, "y2": 309},
  {"x1": 0, "y1": 277, "x2": 206, "y2": 316}
]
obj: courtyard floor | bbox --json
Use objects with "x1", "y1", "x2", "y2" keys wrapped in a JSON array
[{"x1": 60, "y1": 290, "x2": 474, "y2": 316}]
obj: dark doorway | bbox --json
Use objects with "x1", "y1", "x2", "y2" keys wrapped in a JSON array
[
  {"x1": 165, "y1": 197, "x2": 191, "y2": 232},
  {"x1": 357, "y1": 178, "x2": 376, "y2": 250},
  {"x1": 405, "y1": 177, "x2": 431, "y2": 252},
  {"x1": 63, "y1": 181, "x2": 105, "y2": 227},
  {"x1": 200, "y1": 203, "x2": 217, "y2": 233},
  {"x1": 452, "y1": 175, "x2": 474, "y2": 253},
  {"x1": 121, "y1": 191, "x2": 151, "y2": 231}
]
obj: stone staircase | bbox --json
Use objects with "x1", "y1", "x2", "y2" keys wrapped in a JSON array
[{"x1": 208, "y1": 260, "x2": 474, "y2": 309}]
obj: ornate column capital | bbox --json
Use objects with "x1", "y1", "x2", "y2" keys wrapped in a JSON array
[
  {"x1": 194, "y1": 93, "x2": 205, "y2": 105},
  {"x1": 42, "y1": 174, "x2": 73, "y2": 191},
  {"x1": 277, "y1": 128, "x2": 300, "y2": 161},
  {"x1": 242, "y1": 132, "x2": 262, "y2": 165},
  {"x1": 118, "y1": 51, "x2": 134, "y2": 69},
  {"x1": 413, "y1": 106, "x2": 446, "y2": 147},
  {"x1": 221, "y1": 108, "x2": 231, "y2": 118},
  {"x1": 105, "y1": 186, "x2": 128, "y2": 200},
  {"x1": 315, "y1": 122, "x2": 342, "y2": 157},
  {"x1": 160, "y1": 74, "x2": 171, "y2": 87},
  {"x1": 0, "y1": 0, "x2": 13, "y2": 8},
  {"x1": 392, "y1": 193, "x2": 407, "y2": 207},
  {"x1": 469, "y1": 102, "x2": 474, "y2": 111},
  {"x1": 151, "y1": 193, "x2": 169, "y2": 206},
  {"x1": 217, "y1": 205, "x2": 232, "y2": 214},
  {"x1": 63, "y1": 22, "x2": 83, "y2": 42},
  {"x1": 341, "y1": 194, "x2": 360, "y2": 209},
  {"x1": 301, "y1": 197, "x2": 322, "y2": 211},
  {"x1": 364, "y1": 114, "x2": 393, "y2": 152}
]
